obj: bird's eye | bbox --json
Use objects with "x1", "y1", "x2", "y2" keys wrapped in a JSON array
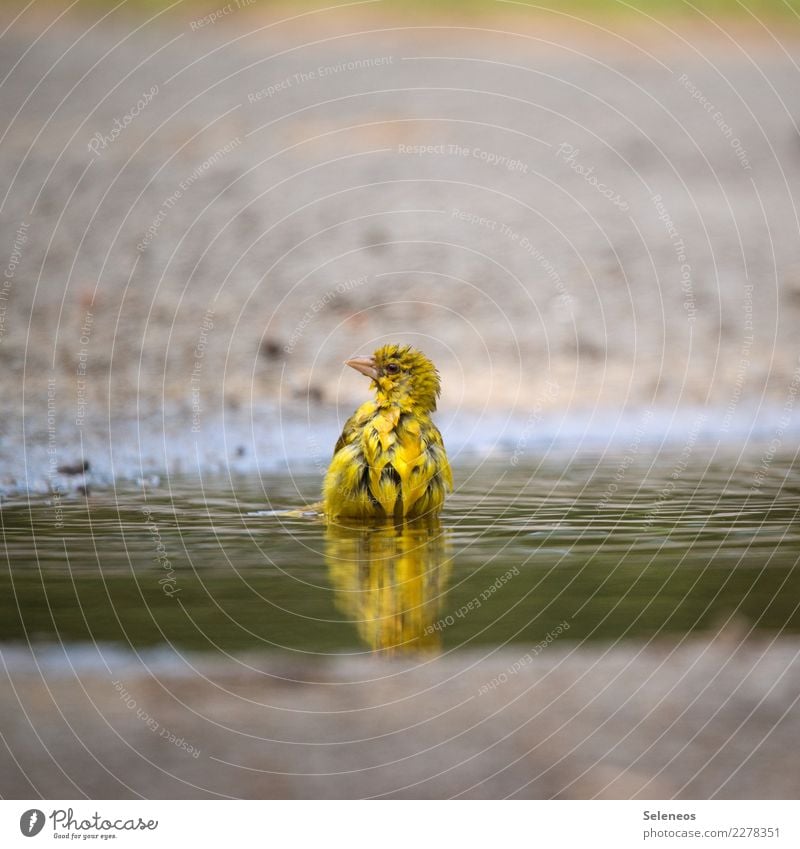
[{"x1": 384, "y1": 363, "x2": 400, "y2": 375}]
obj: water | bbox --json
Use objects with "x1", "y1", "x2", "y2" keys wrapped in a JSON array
[{"x1": 2, "y1": 451, "x2": 799, "y2": 658}]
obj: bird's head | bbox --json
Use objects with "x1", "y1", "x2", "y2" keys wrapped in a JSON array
[{"x1": 345, "y1": 344, "x2": 441, "y2": 413}]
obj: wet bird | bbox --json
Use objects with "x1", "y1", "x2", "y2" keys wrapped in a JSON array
[{"x1": 323, "y1": 345, "x2": 453, "y2": 519}]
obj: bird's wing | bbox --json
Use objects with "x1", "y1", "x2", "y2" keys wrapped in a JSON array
[
  {"x1": 427, "y1": 421, "x2": 454, "y2": 492},
  {"x1": 332, "y1": 401, "x2": 377, "y2": 456},
  {"x1": 394, "y1": 415, "x2": 453, "y2": 515}
]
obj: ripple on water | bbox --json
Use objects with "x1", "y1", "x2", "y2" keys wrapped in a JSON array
[{"x1": 1, "y1": 453, "x2": 799, "y2": 657}]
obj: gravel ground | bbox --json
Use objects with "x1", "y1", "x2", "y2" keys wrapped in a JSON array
[
  {"x1": 1, "y1": 10, "x2": 800, "y2": 486},
  {"x1": 2, "y1": 630, "x2": 798, "y2": 799}
]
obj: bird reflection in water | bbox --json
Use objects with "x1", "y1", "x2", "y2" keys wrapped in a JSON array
[{"x1": 324, "y1": 519, "x2": 451, "y2": 655}]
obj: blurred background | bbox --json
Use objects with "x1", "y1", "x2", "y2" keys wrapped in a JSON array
[
  {"x1": 2, "y1": 0, "x2": 800, "y2": 481},
  {"x1": 1, "y1": 0, "x2": 799, "y2": 800}
]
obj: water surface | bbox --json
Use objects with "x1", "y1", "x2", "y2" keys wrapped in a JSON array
[{"x1": 3, "y1": 452, "x2": 799, "y2": 657}]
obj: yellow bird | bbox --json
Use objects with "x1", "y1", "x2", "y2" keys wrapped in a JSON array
[{"x1": 323, "y1": 344, "x2": 453, "y2": 519}]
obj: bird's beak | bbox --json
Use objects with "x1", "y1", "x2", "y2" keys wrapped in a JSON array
[{"x1": 345, "y1": 356, "x2": 379, "y2": 381}]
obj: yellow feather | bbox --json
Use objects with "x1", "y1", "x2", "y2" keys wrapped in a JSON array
[{"x1": 323, "y1": 345, "x2": 452, "y2": 519}]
